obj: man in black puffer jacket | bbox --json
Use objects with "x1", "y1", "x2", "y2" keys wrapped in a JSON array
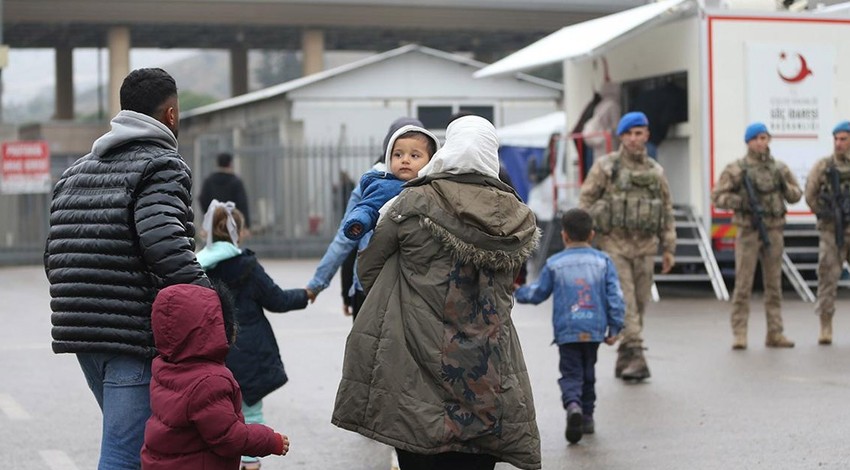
[{"x1": 44, "y1": 68, "x2": 210, "y2": 470}]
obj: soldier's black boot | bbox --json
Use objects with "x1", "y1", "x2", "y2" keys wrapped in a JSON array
[
  {"x1": 621, "y1": 347, "x2": 651, "y2": 381},
  {"x1": 614, "y1": 345, "x2": 631, "y2": 378}
]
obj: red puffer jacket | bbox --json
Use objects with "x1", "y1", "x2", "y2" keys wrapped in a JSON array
[{"x1": 142, "y1": 284, "x2": 284, "y2": 470}]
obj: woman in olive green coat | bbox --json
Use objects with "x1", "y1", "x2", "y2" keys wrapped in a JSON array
[{"x1": 332, "y1": 115, "x2": 542, "y2": 470}]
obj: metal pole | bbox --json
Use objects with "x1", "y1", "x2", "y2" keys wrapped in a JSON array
[
  {"x1": 98, "y1": 46, "x2": 104, "y2": 121},
  {"x1": 0, "y1": 0, "x2": 5, "y2": 123},
  {"x1": 561, "y1": 59, "x2": 571, "y2": 212},
  {"x1": 699, "y1": 0, "x2": 713, "y2": 247}
]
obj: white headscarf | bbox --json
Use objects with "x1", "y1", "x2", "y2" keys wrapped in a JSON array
[
  {"x1": 202, "y1": 199, "x2": 240, "y2": 247},
  {"x1": 417, "y1": 115, "x2": 500, "y2": 179}
]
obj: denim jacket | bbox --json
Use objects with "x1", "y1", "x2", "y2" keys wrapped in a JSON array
[
  {"x1": 308, "y1": 181, "x2": 373, "y2": 295},
  {"x1": 515, "y1": 246, "x2": 624, "y2": 344}
]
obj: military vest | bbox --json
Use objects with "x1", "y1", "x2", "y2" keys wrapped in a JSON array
[
  {"x1": 738, "y1": 159, "x2": 786, "y2": 218},
  {"x1": 590, "y1": 155, "x2": 664, "y2": 234},
  {"x1": 816, "y1": 161, "x2": 850, "y2": 223}
]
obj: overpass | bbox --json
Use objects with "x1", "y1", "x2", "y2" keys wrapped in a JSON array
[{"x1": 3, "y1": 0, "x2": 645, "y2": 118}]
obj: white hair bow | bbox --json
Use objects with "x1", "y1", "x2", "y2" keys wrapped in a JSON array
[{"x1": 202, "y1": 199, "x2": 240, "y2": 247}]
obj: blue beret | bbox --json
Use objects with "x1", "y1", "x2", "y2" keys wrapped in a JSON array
[
  {"x1": 616, "y1": 112, "x2": 649, "y2": 136},
  {"x1": 744, "y1": 122, "x2": 769, "y2": 143},
  {"x1": 833, "y1": 120, "x2": 850, "y2": 135}
]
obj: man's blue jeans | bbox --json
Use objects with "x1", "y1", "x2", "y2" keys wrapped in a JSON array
[{"x1": 77, "y1": 353, "x2": 152, "y2": 470}]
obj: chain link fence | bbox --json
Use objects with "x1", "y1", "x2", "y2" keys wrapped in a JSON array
[{"x1": 0, "y1": 143, "x2": 380, "y2": 265}]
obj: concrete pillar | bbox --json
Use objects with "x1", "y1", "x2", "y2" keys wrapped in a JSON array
[
  {"x1": 54, "y1": 45, "x2": 74, "y2": 120},
  {"x1": 108, "y1": 26, "x2": 131, "y2": 118},
  {"x1": 302, "y1": 29, "x2": 324, "y2": 76},
  {"x1": 230, "y1": 45, "x2": 248, "y2": 97}
]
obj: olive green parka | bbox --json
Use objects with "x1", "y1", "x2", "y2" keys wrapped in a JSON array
[{"x1": 332, "y1": 172, "x2": 542, "y2": 470}]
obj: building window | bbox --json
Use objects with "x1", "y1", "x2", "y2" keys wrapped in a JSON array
[
  {"x1": 417, "y1": 104, "x2": 496, "y2": 130},
  {"x1": 243, "y1": 118, "x2": 280, "y2": 147},
  {"x1": 417, "y1": 106, "x2": 453, "y2": 129},
  {"x1": 458, "y1": 106, "x2": 494, "y2": 124}
]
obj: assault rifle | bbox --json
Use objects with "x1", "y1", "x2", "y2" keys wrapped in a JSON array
[
  {"x1": 742, "y1": 170, "x2": 771, "y2": 249},
  {"x1": 825, "y1": 165, "x2": 850, "y2": 250}
]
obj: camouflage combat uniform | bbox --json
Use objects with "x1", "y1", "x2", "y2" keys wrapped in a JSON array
[
  {"x1": 805, "y1": 151, "x2": 850, "y2": 345},
  {"x1": 712, "y1": 149, "x2": 802, "y2": 349},
  {"x1": 579, "y1": 148, "x2": 676, "y2": 379}
]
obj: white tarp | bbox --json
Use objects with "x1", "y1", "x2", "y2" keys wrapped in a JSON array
[
  {"x1": 813, "y1": 2, "x2": 850, "y2": 14},
  {"x1": 474, "y1": 0, "x2": 692, "y2": 78},
  {"x1": 496, "y1": 111, "x2": 565, "y2": 147}
]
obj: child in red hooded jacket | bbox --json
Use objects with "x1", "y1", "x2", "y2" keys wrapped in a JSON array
[{"x1": 141, "y1": 284, "x2": 290, "y2": 470}]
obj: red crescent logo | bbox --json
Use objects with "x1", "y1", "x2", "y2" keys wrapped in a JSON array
[{"x1": 778, "y1": 52, "x2": 813, "y2": 84}]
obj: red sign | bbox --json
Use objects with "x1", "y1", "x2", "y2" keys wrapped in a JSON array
[{"x1": 1, "y1": 141, "x2": 51, "y2": 194}]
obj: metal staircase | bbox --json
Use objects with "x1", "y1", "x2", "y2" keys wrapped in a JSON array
[
  {"x1": 783, "y1": 223, "x2": 850, "y2": 296},
  {"x1": 781, "y1": 251, "x2": 816, "y2": 302},
  {"x1": 532, "y1": 207, "x2": 825, "y2": 303},
  {"x1": 782, "y1": 223, "x2": 820, "y2": 292},
  {"x1": 653, "y1": 204, "x2": 729, "y2": 301},
  {"x1": 654, "y1": 217, "x2": 818, "y2": 302}
]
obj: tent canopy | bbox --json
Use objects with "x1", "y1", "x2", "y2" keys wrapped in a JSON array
[
  {"x1": 497, "y1": 111, "x2": 565, "y2": 148},
  {"x1": 814, "y1": 1, "x2": 850, "y2": 14},
  {"x1": 474, "y1": 0, "x2": 693, "y2": 78}
]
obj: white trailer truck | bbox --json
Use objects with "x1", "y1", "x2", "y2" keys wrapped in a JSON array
[{"x1": 478, "y1": 0, "x2": 850, "y2": 299}]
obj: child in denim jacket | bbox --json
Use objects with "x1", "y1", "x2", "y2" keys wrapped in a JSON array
[{"x1": 514, "y1": 208, "x2": 625, "y2": 444}]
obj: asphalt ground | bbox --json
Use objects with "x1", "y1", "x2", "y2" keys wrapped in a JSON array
[{"x1": 2, "y1": 260, "x2": 849, "y2": 469}]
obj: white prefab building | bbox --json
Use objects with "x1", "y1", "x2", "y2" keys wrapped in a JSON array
[
  {"x1": 181, "y1": 44, "x2": 562, "y2": 150},
  {"x1": 179, "y1": 44, "x2": 561, "y2": 252}
]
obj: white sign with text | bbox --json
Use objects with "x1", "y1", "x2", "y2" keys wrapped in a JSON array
[{"x1": 746, "y1": 42, "x2": 835, "y2": 214}]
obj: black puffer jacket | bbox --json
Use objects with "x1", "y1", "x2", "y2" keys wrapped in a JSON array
[{"x1": 45, "y1": 110, "x2": 209, "y2": 357}]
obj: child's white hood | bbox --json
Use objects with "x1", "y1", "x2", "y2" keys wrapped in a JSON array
[
  {"x1": 375, "y1": 124, "x2": 440, "y2": 220},
  {"x1": 382, "y1": 124, "x2": 441, "y2": 173}
]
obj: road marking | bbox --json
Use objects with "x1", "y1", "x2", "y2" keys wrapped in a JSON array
[
  {"x1": 391, "y1": 448, "x2": 399, "y2": 470},
  {"x1": 783, "y1": 376, "x2": 850, "y2": 387},
  {"x1": 0, "y1": 343, "x2": 51, "y2": 352},
  {"x1": 40, "y1": 450, "x2": 80, "y2": 470},
  {"x1": 0, "y1": 393, "x2": 31, "y2": 420}
]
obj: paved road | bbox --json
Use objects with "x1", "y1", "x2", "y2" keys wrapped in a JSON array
[{"x1": 2, "y1": 260, "x2": 850, "y2": 469}]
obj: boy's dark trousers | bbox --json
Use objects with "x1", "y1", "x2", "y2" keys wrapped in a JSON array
[{"x1": 558, "y1": 342, "x2": 600, "y2": 416}]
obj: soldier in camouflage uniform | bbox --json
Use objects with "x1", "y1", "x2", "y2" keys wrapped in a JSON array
[
  {"x1": 712, "y1": 122, "x2": 802, "y2": 350},
  {"x1": 804, "y1": 120, "x2": 850, "y2": 345},
  {"x1": 579, "y1": 112, "x2": 676, "y2": 381}
]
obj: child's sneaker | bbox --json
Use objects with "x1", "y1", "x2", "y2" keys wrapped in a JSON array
[{"x1": 565, "y1": 402, "x2": 583, "y2": 444}]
